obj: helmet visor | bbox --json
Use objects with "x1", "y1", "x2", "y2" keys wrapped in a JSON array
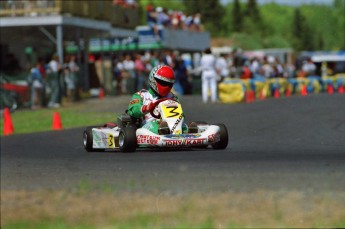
[{"x1": 156, "y1": 78, "x2": 174, "y2": 88}]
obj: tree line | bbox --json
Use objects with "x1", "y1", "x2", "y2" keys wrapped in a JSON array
[{"x1": 138, "y1": 0, "x2": 345, "y2": 51}]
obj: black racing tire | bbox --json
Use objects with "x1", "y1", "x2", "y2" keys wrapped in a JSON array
[
  {"x1": 211, "y1": 123, "x2": 229, "y2": 150},
  {"x1": 119, "y1": 126, "x2": 137, "y2": 152},
  {"x1": 84, "y1": 126, "x2": 95, "y2": 152}
]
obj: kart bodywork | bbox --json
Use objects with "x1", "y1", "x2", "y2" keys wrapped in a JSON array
[{"x1": 83, "y1": 99, "x2": 228, "y2": 152}]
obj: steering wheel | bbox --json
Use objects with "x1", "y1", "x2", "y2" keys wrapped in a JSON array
[{"x1": 149, "y1": 98, "x2": 177, "y2": 119}]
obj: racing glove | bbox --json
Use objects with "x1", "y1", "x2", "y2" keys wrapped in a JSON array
[{"x1": 141, "y1": 102, "x2": 155, "y2": 114}]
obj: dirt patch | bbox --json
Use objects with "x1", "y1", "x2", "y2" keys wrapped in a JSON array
[{"x1": 2, "y1": 190, "x2": 345, "y2": 228}]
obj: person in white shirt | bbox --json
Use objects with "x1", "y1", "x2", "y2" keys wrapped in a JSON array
[
  {"x1": 215, "y1": 53, "x2": 229, "y2": 81},
  {"x1": 47, "y1": 55, "x2": 61, "y2": 108},
  {"x1": 200, "y1": 48, "x2": 217, "y2": 103},
  {"x1": 302, "y1": 58, "x2": 316, "y2": 76},
  {"x1": 122, "y1": 54, "x2": 135, "y2": 93}
]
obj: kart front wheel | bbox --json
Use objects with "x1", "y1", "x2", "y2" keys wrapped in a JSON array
[
  {"x1": 119, "y1": 126, "x2": 137, "y2": 152},
  {"x1": 211, "y1": 123, "x2": 228, "y2": 150},
  {"x1": 83, "y1": 126, "x2": 96, "y2": 152}
]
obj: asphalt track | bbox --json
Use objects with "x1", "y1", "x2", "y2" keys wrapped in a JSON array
[{"x1": 1, "y1": 94, "x2": 345, "y2": 193}]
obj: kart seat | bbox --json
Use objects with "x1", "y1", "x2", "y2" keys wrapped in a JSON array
[
  {"x1": 188, "y1": 122, "x2": 198, "y2": 133},
  {"x1": 158, "y1": 121, "x2": 170, "y2": 135}
]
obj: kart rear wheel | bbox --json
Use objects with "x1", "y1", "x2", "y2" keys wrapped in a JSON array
[
  {"x1": 119, "y1": 126, "x2": 137, "y2": 152},
  {"x1": 211, "y1": 123, "x2": 228, "y2": 150}
]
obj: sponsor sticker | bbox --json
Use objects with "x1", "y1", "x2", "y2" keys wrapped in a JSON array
[
  {"x1": 171, "y1": 114, "x2": 183, "y2": 133},
  {"x1": 164, "y1": 138, "x2": 207, "y2": 146},
  {"x1": 208, "y1": 133, "x2": 220, "y2": 142},
  {"x1": 137, "y1": 135, "x2": 161, "y2": 144},
  {"x1": 165, "y1": 134, "x2": 202, "y2": 139},
  {"x1": 129, "y1": 99, "x2": 140, "y2": 105}
]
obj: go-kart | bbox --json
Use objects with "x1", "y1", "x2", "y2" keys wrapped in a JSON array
[{"x1": 83, "y1": 98, "x2": 228, "y2": 152}]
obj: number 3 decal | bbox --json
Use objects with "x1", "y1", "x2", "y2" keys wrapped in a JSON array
[
  {"x1": 166, "y1": 106, "x2": 180, "y2": 117},
  {"x1": 162, "y1": 104, "x2": 183, "y2": 118},
  {"x1": 108, "y1": 134, "x2": 114, "y2": 147}
]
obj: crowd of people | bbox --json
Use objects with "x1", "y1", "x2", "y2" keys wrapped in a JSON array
[
  {"x1": 22, "y1": 47, "x2": 321, "y2": 109},
  {"x1": 145, "y1": 4, "x2": 203, "y2": 41},
  {"x1": 108, "y1": 48, "x2": 322, "y2": 103},
  {"x1": 27, "y1": 54, "x2": 79, "y2": 109},
  {"x1": 111, "y1": 50, "x2": 192, "y2": 97}
]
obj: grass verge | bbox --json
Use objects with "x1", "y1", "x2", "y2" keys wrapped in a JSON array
[
  {"x1": 2, "y1": 190, "x2": 345, "y2": 229},
  {"x1": 0, "y1": 102, "x2": 116, "y2": 136}
]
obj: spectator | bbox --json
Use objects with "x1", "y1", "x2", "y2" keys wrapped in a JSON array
[
  {"x1": 150, "y1": 51, "x2": 160, "y2": 67},
  {"x1": 249, "y1": 57, "x2": 260, "y2": 76},
  {"x1": 162, "y1": 49, "x2": 173, "y2": 67},
  {"x1": 261, "y1": 56, "x2": 273, "y2": 78},
  {"x1": 215, "y1": 53, "x2": 229, "y2": 82},
  {"x1": 37, "y1": 57, "x2": 47, "y2": 106},
  {"x1": 47, "y1": 54, "x2": 61, "y2": 108},
  {"x1": 68, "y1": 55, "x2": 80, "y2": 101},
  {"x1": 240, "y1": 61, "x2": 252, "y2": 79},
  {"x1": 62, "y1": 55, "x2": 78, "y2": 103},
  {"x1": 173, "y1": 56, "x2": 191, "y2": 95},
  {"x1": 62, "y1": 57, "x2": 71, "y2": 102},
  {"x1": 28, "y1": 62, "x2": 43, "y2": 109},
  {"x1": 134, "y1": 53, "x2": 146, "y2": 90},
  {"x1": 171, "y1": 11, "x2": 181, "y2": 30},
  {"x1": 156, "y1": 7, "x2": 170, "y2": 27},
  {"x1": 123, "y1": 54, "x2": 135, "y2": 94},
  {"x1": 193, "y1": 13, "x2": 202, "y2": 31},
  {"x1": 302, "y1": 58, "x2": 316, "y2": 77},
  {"x1": 200, "y1": 48, "x2": 217, "y2": 103},
  {"x1": 113, "y1": 56, "x2": 124, "y2": 95},
  {"x1": 146, "y1": 4, "x2": 159, "y2": 41}
]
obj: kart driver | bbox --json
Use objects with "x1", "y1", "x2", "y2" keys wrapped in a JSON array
[{"x1": 127, "y1": 65, "x2": 191, "y2": 134}]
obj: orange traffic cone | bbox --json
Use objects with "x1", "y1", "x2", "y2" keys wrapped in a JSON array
[
  {"x1": 245, "y1": 91, "x2": 253, "y2": 103},
  {"x1": 338, "y1": 85, "x2": 345, "y2": 94},
  {"x1": 273, "y1": 88, "x2": 280, "y2": 98},
  {"x1": 247, "y1": 90, "x2": 254, "y2": 102},
  {"x1": 327, "y1": 84, "x2": 334, "y2": 94},
  {"x1": 250, "y1": 91, "x2": 256, "y2": 101},
  {"x1": 99, "y1": 88, "x2": 105, "y2": 99},
  {"x1": 259, "y1": 89, "x2": 265, "y2": 100},
  {"x1": 285, "y1": 87, "x2": 292, "y2": 97},
  {"x1": 3, "y1": 107, "x2": 14, "y2": 135},
  {"x1": 52, "y1": 112, "x2": 63, "y2": 130},
  {"x1": 301, "y1": 85, "x2": 308, "y2": 96}
]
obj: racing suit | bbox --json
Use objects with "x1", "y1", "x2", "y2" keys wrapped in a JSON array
[{"x1": 127, "y1": 88, "x2": 186, "y2": 134}]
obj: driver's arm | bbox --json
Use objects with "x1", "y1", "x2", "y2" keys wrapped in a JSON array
[{"x1": 127, "y1": 93, "x2": 144, "y2": 118}]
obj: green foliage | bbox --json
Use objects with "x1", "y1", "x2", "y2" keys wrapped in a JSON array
[
  {"x1": 232, "y1": 0, "x2": 242, "y2": 32},
  {"x1": 245, "y1": 0, "x2": 261, "y2": 22},
  {"x1": 230, "y1": 33, "x2": 262, "y2": 50},
  {"x1": 263, "y1": 35, "x2": 291, "y2": 49},
  {"x1": 135, "y1": 0, "x2": 344, "y2": 50},
  {"x1": 183, "y1": 0, "x2": 225, "y2": 36},
  {"x1": 221, "y1": 0, "x2": 344, "y2": 51}
]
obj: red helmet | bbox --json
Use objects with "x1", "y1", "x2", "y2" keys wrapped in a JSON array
[{"x1": 148, "y1": 65, "x2": 175, "y2": 97}]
